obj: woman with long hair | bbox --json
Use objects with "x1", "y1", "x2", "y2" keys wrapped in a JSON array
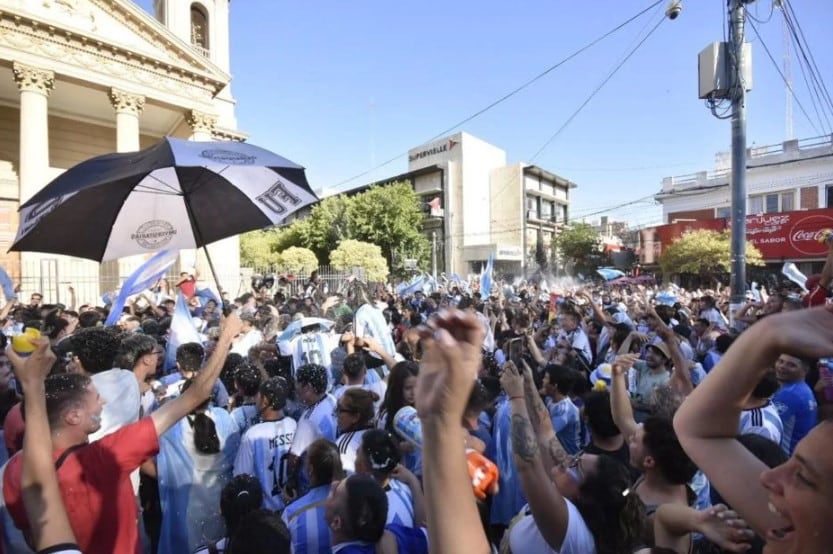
[
  {"x1": 335, "y1": 388, "x2": 379, "y2": 474},
  {"x1": 192, "y1": 474, "x2": 264, "y2": 554},
  {"x1": 675, "y1": 306, "x2": 833, "y2": 554},
  {"x1": 500, "y1": 361, "x2": 647, "y2": 553},
  {"x1": 377, "y1": 361, "x2": 422, "y2": 478},
  {"x1": 156, "y1": 379, "x2": 241, "y2": 554}
]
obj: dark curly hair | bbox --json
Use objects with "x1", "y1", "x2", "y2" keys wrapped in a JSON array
[
  {"x1": 642, "y1": 416, "x2": 698, "y2": 485},
  {"x1": 69, "y1": 327, "x2": 122, "y2": 374}
]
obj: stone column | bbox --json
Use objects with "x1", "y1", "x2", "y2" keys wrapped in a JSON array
[
  {"x1": 109, "y1": 89, "x2": 145, "y2": 153},
  {"x1": 186, "y1": 110, "x2": 217, "y2": 142},
  {"x1": 183, "y1": 110, "x2": 219, "y2": 290},
  {"x1": 13, "y1": 62, "x2": 54, "y2": 205},
  {"x1": 106, "y1": 89, "x2": 147, "y2": 282}
]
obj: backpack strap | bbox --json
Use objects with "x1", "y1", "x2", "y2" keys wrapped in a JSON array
[{"x1": 54, "y1": 443, "x2": 86, "y2": 470}]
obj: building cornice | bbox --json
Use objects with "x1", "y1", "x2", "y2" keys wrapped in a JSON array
[{"x1": 0, "y1": 9, "x2": 223, "y2": 109}]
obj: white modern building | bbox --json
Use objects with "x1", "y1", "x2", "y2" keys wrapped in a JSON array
[
  {"x1": 655, "y1": 135, "x2": 833, "y2": 223},
  {"x1": 327, "y1": 132, "x2": 576, "y2": 277},
  {"x1": 0, "y1": 0, "x2": 244, "y2": 305}
]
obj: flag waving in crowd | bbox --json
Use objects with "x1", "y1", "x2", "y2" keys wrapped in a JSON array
[{"x1": 105, "y1": 250, "x2": 178, "y2": 326}]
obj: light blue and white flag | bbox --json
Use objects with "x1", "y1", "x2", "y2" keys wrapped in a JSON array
[
  {"x1": 480, "y1": 253, "x2": 494, "y2": 297},
  {"x1": 105, "y1": 250, "x2": 177, "y2": 326},
  {"x1": 156, "y1": 407, "x2": 239, "y2": 554},
  {"x1": 0, "y1": 267, "x2": 15, "y2": 301},
  {"x1": 396, "y1": 275, "x2": 425, "y2": 297},
  {"x1": 164, "y1": 291, "x2": 203, "y2": 371}
]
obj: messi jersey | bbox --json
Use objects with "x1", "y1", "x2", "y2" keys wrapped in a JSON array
[{"x1": 233, "y1": 417, "x2": 298, "y2": 511}]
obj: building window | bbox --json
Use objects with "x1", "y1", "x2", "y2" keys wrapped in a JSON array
[
  {"x1": 190, "y1": 4, "x2": 209, "y2": 53},
  {"x1": 826, "y1": 185, "x2": 833, "y2": 208},
  {"x1": 749, "y1": 191, "x2": 794, "y2": 214},
  {"x1": 541, "y1": 200, "x2": 554, "y2": 221},
  {"x1": 526, "y1": 196, "x2": 539, "y2": 219},
  {"x1": 716, "y1": 207, "x2": 731, "y2": 219}
]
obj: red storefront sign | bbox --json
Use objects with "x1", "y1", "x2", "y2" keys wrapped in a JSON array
[{"x1": 652, "y1": 207, "x2": 833, "y2": 261}]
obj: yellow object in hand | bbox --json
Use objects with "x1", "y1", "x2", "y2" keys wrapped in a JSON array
[{"x1": 12, "y1": 328, "x2": 41, "y2": 354}]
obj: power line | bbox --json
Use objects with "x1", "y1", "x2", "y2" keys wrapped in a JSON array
[
  {"x1": 780, "y1": 1, "x2": 833, "y2": 130},
  {"x1": 326, "y1": 0, "x2": 664, "y2": 192},
  {"x1": 782, "y1": 0, "x2": 833, "y2": 115},
  {"x1": 488, "y1": 12, "x2": 668, "y2": 204},
  {"x1": 528, "y1": 15, "x2": 667, "y2": 163},
  {"x1": 746, "y1": 18, "x2": 823, "y2": 135}
]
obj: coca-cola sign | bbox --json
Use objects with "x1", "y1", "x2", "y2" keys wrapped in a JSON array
[
  {"x1": 650, "y1": 207, "x2": 833, "y2": 261},
  {"x1": 787, "y1": 214, "x2": 833, "y2": 256}
]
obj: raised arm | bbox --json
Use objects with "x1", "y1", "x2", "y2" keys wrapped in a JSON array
[
  {"x1": 518, "y1": 359, "x2": 567, "y2": 475},
  {"x1": 9, "y1": 340, "x2": 77, "y2": 551},
  {"x1": 653, "y1": 319, "x2": 693, "y2": 395},
  {"x1": 674, "y1": 306, "x2": 833, "y2": 539},
  {"x1": 609, "y1": 353, "x2": 641, "y2": 439},
  {"x1": 416, "y1": 310, "x2": 490, "y2": 554},
  {"x1": 151, "y1": 313, "x2": 242, "y2": 436},
  {"x1": 501, "y1": 362, "x2": 570, "y2": 551}
]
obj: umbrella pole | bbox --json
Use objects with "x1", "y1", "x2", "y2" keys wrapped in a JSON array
[{"x1": 200, "y1": 244, "x2": 228, "y2": 313}]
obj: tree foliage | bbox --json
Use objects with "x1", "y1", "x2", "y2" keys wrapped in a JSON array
[
  {"x1": 330, "y1": 239, "x2": 389, "y2": 282},
  {"x1": 238, "y1": 182, "x2": 431, "y2": 277},
  {"x1": 659, "y1": 229, "x2": 764, "y2": 276},
  {"x1": 278, "y1": 247, "x2": 318, "y2": 274},
  {"x1": 552, "y1": 223, "x2": 604, "y2": 275},
  {"x1": 345, "y1": 183, "x2": 430, "y2": 274},
  {"x1": 240, "y1": 230, "x2": 280, "y2": 268}
]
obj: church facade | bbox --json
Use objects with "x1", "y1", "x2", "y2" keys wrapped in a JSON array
[{"x1": 0, "y1": 0, "x2": 243, "y2": 305}]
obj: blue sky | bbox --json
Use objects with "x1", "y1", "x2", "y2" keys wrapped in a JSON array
[{"x1": 139, "y1": 0, "x2": 832, "y2": 228}]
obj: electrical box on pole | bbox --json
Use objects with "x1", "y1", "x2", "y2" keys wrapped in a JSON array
[{"x1": 698, "y1": 41, "x2": 753, "y2": 99}]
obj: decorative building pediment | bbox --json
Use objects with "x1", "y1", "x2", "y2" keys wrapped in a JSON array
[{"x1": 0, "y1": 0, "x2": 230, "y2": 102}]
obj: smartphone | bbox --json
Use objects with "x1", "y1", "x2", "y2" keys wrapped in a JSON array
[{"x1": 507, "y1": 337, "x2": 524, "y2": 366}]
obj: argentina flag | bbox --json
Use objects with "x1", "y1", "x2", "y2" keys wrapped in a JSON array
[
  {"x1": 480, "y1": 253, "x2": 494, "y2": 297},
  {"x1": 105, "y1": 250, "x2": 178, "y2": 326},
  {"x1": 156, "y1": 407, "x2": 240, "y2": 554},
  {"x1": 164, "y1": 291, "x2": 203, "y2": 371}
]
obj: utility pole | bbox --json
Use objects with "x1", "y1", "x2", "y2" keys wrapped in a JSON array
[
  {"x1": 431, "y1": 231, "x2": 437, "y2": 282},
  {"x1": 729, "y1": 0, "x2": 749, "y2": 311}
]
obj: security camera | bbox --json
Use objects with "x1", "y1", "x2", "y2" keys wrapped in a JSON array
[{"x1": 665, "y1": 0, "x2": 682, "y2": 20}]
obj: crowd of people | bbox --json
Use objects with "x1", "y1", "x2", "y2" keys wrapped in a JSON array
[{"x1": 0, "y1": 242, "x2": 831, "y2": 553}]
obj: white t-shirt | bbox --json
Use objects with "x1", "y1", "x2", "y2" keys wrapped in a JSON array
[
  {"x1": 333, "y1": 382, "x2": 387, "y2": 415},
  {"x1": 508, "y1": 500, "x2": 596, "y2": 554},
  {"x1": 336, "y1": 429, "x2": 369, "y2": 474},
  {"x1": 739, "y1": 402, "x2": 783, "y2": 445}
]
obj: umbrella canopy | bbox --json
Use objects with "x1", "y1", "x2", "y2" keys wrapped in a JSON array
[
  {"x1": 596, "y1": 267, "x2": 626, "y2": 281},
  {"x1": 10, "y1": 137, "x2": 318, "y2": 261}
]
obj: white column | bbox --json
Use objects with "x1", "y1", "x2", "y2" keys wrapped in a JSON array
[
  {"x1": 106, "y1": 89, "x2": 147, "y2": 280},
  {"x1": 186, "y1": 110, "x2": 217, "y2": 142},
  {"x1": 13, "y1": 62, "x2": 54, "y2": 205},
  {"x1": 109, "y1": 89, "x2": 145, "y2": 153}
]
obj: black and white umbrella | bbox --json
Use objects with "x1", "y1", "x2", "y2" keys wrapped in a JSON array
[{"x1": 11, "y1": 137, "x2": 318, "y2": 265}]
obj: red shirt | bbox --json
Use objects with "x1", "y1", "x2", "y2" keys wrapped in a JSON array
[
  {"x1": 178, "y1": 276, "x2": 197, "y2": 299},
  {"x1": 803, "y1": 285, "x2": 830, "y2": 308},
  {"x1": 3, "y1": 418, "x2": 159, "y2": 554}
]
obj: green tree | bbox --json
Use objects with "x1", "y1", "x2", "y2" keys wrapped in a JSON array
[
  {"x1": 302, "y1": 195, "x2": 353, "y2": 263},
  {"x1": 659, "y1": 229, "x2": 764, "y2": 280},
  {"x1": 240, "y1": 230, "x2": 280, "y2": 267},
  {"x1": 552, "y1": 222, "x2": 603, "y2": 275},
  {"x1": 330, "y1": 239, "x2": 389, "y2": 282},
  {"x1": 278, "y1": 246, "x2": 318, "y2": 274},
  {"x1": 346, "y1": 182, "x2": 430, "y2": 275}
]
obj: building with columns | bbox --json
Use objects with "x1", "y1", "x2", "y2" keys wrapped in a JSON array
[{"x1": 0, "y1": 0, "x2": 244, "y2": 305}]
